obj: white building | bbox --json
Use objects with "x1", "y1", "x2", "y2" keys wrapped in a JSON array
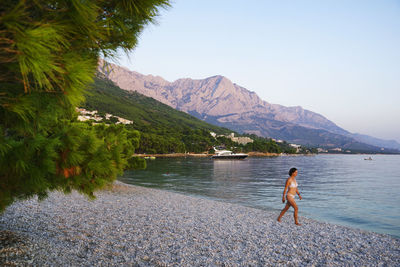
[
  {"x1": 228, "y1": 133, "x2": 253, "y2": 145},
  {"x1": 212, "y1": 132, "x2": 253, "y2": 145},
  {"x1": 76, "y1": 108, "x2": 132, "y2": 125}
]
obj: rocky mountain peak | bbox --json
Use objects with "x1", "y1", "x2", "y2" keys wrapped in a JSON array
[
  {"x1": 97, "y1": 60, "x2": 343, "y2": 131},
  {"x1": 96, "y1": 60, "x2": 400, "y2": 150}
]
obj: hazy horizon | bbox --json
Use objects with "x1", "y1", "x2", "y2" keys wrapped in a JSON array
[{"x1": 117, "y1": 0, "x2": 400, "y2": 143}]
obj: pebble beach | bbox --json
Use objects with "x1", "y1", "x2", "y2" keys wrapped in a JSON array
[{"x1": 1, "y1": 182, "x2": 399, "y2": 266}]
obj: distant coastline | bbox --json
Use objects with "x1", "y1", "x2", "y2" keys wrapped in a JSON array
[
  {"x1": 134, "y1": 152, "x2": 294, "y2": 158},
  {"x1": 134, "y1": 152, "x2": 399, "y2": 158}
]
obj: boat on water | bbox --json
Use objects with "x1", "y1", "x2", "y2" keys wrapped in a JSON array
[
  {"x1": 364, "y1": 157, "x2": 373, "y2": 160},
  {"x1": 211, "y1": 148, "x2": 248, "y2": 159}
]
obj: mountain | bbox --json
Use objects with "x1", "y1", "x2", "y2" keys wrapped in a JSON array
[
  {"x1": 84, "y1": 74, "x2": 232, "y2": 135},
  {"x1": 98, "y1": 60, "x2": 400, "y2": 152},
  {"x1": 82, "y1": 75, "x2": 245, "y2": 154},
  {"x1": 350, "y1": 133, "x2": 400, "y2": 151}
]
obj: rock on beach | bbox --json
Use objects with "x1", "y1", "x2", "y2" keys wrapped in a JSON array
[{"x1": 1, "y1": 182, "x2": 399, "y2": 266}]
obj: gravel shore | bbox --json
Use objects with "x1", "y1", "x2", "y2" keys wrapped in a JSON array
[{"x1": 1, "y1": 182, "x2": 399, "y2": 266}]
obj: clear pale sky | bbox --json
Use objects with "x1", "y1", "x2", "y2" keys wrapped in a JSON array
[{"x1": 117, "y1": 0, "x2": 400, "y2": 143}]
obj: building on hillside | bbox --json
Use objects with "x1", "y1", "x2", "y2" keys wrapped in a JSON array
[
  {"x1": 224, "y1": 133, "x2": 254, "y2": 145},
  {"x1": 117, "y1": 117, "x2": 133, "y2": 125},
  {"x1": 76, "y1": 108, "x2": 132, "y2": 125},
  {"x1": 289, "y1": 143, "x2": 301, "y2": 153},
  {"x1": 77, "y1": 108, "x2": 97, "y2": 116},
  {"x1": 210, "y1": 132, "x2": 253, "y2": 145},
  {"x1": 230, "y1": 134, "x2": 254, "y2": 145},
  {"x1": 77, "y1": 115, "x2": 103, "y2": 122},
  {"x1": 76, "y1": 108, "x2": 103, "y2": 122}
]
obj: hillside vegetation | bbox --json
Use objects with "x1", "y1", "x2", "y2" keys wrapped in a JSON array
[{"x1": 83, "y1": 76, "x2": 294, "y2": 154}]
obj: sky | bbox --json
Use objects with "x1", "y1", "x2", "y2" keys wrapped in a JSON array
[{"x1": 117, "y1": 0, "x2": 400, "y2": 143}]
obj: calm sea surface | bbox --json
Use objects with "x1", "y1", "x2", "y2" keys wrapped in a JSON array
[{"x1": 120, "y1": 154, "x2": 400, "y2": 238}]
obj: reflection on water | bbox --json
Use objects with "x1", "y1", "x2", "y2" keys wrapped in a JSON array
[
  {"x1": 211, "y1": 160, "x2": 251, "y2": 201},
  {"x1": 120, "y1": 155, "x2": 400, "y2": 238}
]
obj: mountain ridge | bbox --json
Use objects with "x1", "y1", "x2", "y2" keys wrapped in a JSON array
[{"x1": 98, "y1": 60, "x2": 400, "y2": 151}]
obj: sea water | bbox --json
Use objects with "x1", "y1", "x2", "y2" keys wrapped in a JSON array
[{"x1": 120, "y1": 154, "x2": 400, "y2": 238}]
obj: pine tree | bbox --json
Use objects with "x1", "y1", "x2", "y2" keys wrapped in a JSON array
[{"x1": 0, "y1": 0, "x2": 169, "y2": 212}]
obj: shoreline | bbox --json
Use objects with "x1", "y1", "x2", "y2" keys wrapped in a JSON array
[
  {"x1": 134, "y1": 152, "x2": 306, "y2": 158},
  {"x1": 1, "y1": 181, "x2": 399, "y2": 266},
  {"x1": 134, "y1": 153, "x2": 400, "y2": 158}
]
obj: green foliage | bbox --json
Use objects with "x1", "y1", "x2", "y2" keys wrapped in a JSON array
[
  {"x1": 84, "y1": 76, "x2": 232, "y2": 135},
  {"x1": 0, "y1": 0, "x2": 170, "y2": 212},
  {"x1": 216, "y1": 136, "x2": 237, "y2": 150},
  {"x1": 243, "y1": 139, "x2": 281, "y2": 153},
  {"x1": 0, "y1": 120, "x2": 142, "y2": 212},
  {"x1": 109, "y1": 116, "x2": 119, "y2": 124},
  {"x1": 127, "y1": 156, "x2": 146, "y2": 170},
  {"x1": 83, "y1": 77, "x2": 299, "y2": 155},
  {"x1": 83, "y1": 76, "x2": 233, "y2": 153},
  {"x1": 299, "y1": 146, "x2": 318, "y2": 154}
]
